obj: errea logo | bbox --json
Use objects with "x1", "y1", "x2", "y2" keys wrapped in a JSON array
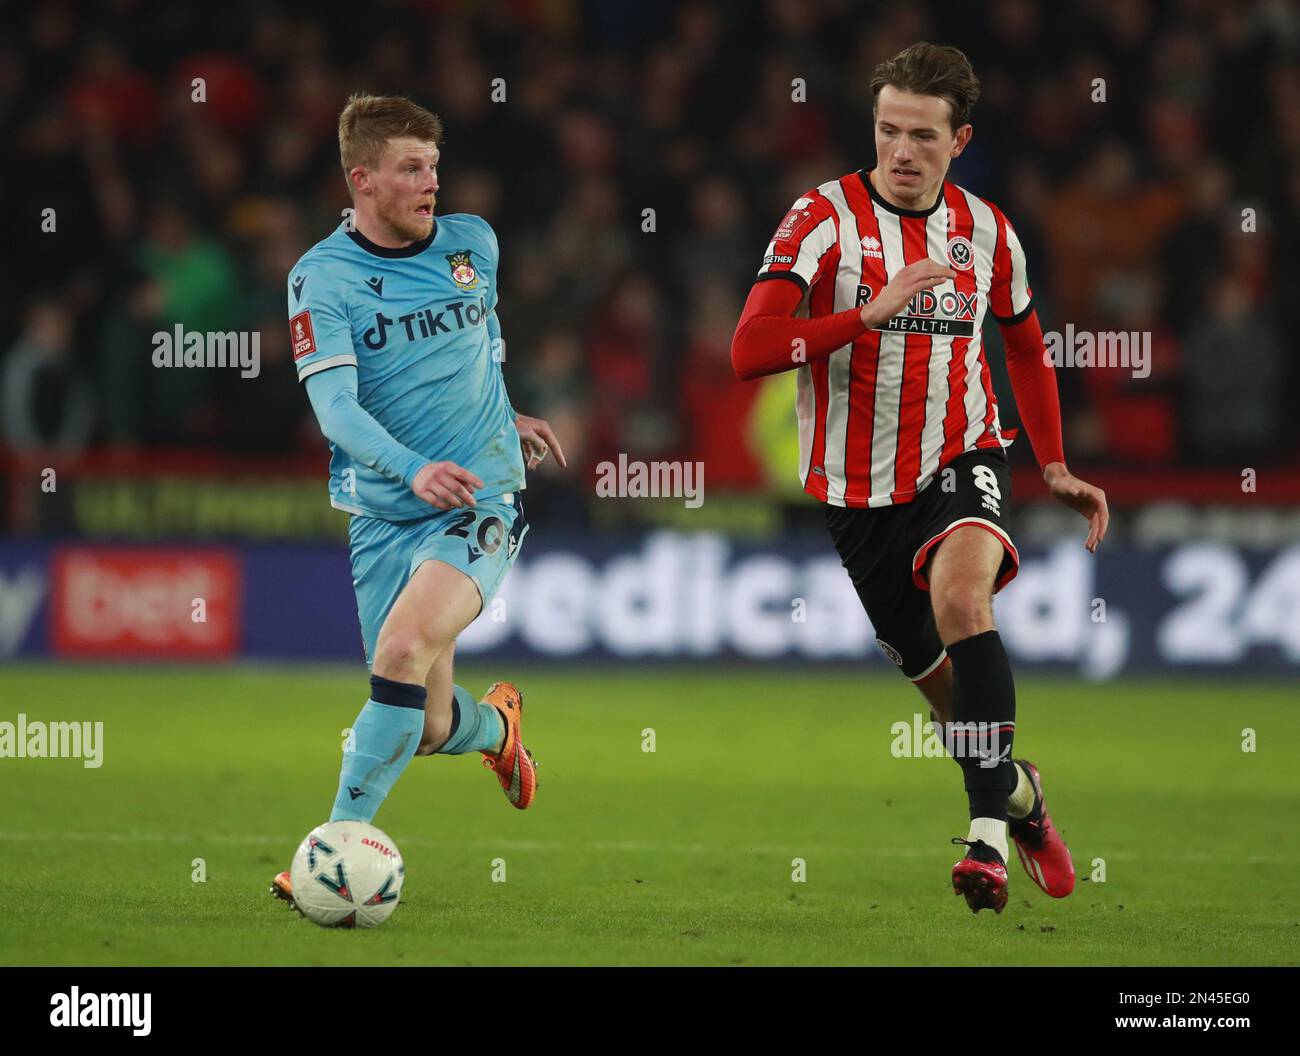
[{"x1": 50, "y1": 987, "x2": 151, "y2": 1036}]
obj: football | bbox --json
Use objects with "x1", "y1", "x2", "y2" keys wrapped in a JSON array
[{"x1": 289, "y1": 821, "x2": 404, "y2": 928}]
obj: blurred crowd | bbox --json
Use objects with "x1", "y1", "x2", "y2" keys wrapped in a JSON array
[{"x1": 3, "y1": 0, "x2": 1299, "y2": 498}]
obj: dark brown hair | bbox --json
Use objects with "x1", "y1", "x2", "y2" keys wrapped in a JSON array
[
  {"x1": 869, "y1": 43, "x2": 980, "y2": 130},
  {"x1": 338, "y1": 93, "x2": 444, "y2": 175}
]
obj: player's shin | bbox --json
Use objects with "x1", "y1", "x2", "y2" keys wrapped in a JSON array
[
  {"x1": 330, "y1": 674, "x2": 427, "y2": 823},
  {"x1": 943, "y1": 629, "x2": 1017, "y2": 859},
  {"x1": 434, "y1": 684, "x2": 505, "y2": 755}
]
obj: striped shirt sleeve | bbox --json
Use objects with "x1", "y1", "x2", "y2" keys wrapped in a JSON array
[
  {"x1": 754, "y1": 191, "x2": 838, "y2": 294},
  {"x1": 988, "y1": 206, "x2": 1034, "y2": 326}
]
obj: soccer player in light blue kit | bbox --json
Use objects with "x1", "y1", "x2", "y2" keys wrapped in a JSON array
[{"x1": 272, "y1": 95, "x2": 565, "y2": 906}]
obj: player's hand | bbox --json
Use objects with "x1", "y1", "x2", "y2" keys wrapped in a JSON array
[
  {"x1": 515, "y1": 413, "x2": 567, "y2": 471},
  {"x1": 860, "y1": 259, "x2": 956, "y2": 328},
  {"x1": 411, "y1": 461, "x2": 483, "y2": 510},
  {"x1": 1043, "y1": 462, "x2": 1108, "y2": 553}
]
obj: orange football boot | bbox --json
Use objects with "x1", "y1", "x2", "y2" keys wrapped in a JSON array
[
  {"x1": 479, "y1": 682, "x2": 538, "y2": 809},
  {"x1": 270, "y1": 869, "x2": 300, "y2": 912}
]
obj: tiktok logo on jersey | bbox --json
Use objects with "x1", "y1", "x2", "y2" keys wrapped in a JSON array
[
  {"x1": 362, "y1": 295, "x2": 490, "y2": 349},
  {"x1": 856, "y1": 284, "x2": 978, "y2": 337}
]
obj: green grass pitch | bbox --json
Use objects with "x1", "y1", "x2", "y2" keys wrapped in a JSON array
[{"x1": 0, "y1": 663, "x2": 1296, "y2": 966}]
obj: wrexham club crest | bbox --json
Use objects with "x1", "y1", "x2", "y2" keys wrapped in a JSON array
[{"x1": 446, "y1": 250, "x2": 478, "y2": 290}]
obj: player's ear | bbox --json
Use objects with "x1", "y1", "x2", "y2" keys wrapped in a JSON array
[
  {"x1": 951, "y1": 124, "x2": 972, "y2": 158},
  {"x1": 349, "y1": 166, "x2": 371, "y2": 197}
]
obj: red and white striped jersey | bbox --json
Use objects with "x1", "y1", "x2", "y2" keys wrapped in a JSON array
[{"x1": 755, "y1": 169, "x2": 1034, "y2": 508}]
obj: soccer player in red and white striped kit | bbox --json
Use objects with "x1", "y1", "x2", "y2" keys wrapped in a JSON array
[{"x1": 732, "y1": 43, "x2": 1109, "y2": 913}]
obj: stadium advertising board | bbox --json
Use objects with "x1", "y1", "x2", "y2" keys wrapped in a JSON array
[{"x1": 2, "y1": 536, "x2": 1298, "y2": 675}]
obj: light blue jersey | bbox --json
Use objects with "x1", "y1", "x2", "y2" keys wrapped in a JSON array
[{"x1": 288, "y1": 214, "x2": 524, "y2": 520}]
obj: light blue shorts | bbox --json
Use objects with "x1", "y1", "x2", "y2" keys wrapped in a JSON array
[{"x1": 348, "y1": 492, "x2": 528, "y2": 667}]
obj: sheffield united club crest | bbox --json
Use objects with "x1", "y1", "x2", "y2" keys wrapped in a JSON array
[
  {"x1": 945, "y1": 235, "x2": 975, "y2": 271},
  {"x1": 446, "y1": 250, "x2": 478, "y2": 290}
]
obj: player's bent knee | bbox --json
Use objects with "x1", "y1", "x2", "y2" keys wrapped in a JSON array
[
  {"x1": 931, "y1": 590, "x2": 993, "y2": 643},
  {"x1": 373, "y1": 628, "x2": 444, "y2": 682}
]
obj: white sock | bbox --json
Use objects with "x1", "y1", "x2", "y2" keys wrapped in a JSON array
[
  {"x1": 967, "y1": 817, "x2": 1008, "y2": 863},
  {"x1": 1007, "y1": 762, "x2": 1035, "y2": 819}
]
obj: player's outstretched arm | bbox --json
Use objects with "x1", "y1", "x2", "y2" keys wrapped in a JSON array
[
  {"x1": 999, "y1": 310, "x2": 1108, "y2": 552},
  {"x1": 304, "y1": 365, "x2": 481, "y2": 509}
]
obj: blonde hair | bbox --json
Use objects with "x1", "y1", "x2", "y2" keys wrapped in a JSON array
[{"x1": 338, "y1": 93, "x2": 444, "y2": 177}]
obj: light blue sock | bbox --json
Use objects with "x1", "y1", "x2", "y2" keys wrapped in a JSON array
[
  {"x1": 436, "y1": 684, "x2": 506, "y2": 755},
  {"x1": 330, "y1": 675, "x2": 427, "y2": 822}
]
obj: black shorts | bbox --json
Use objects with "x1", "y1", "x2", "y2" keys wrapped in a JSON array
[{"x1": 824, "y1": 448, "x2": 1020, "y2": 682}]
